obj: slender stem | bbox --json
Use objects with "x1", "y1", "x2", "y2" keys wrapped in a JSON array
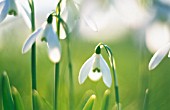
[
  {"x1": 54, "y1": 1, "x2": 62, "y2": 110},
  {"x1": 66, "y1": 37, "x2": 74, "y2": 110},
  {"x1": 28, "y1": 0, "x2": 36, "y2": 110},
  {"x1": 98, "y1": 43, "x2": 120, "y2": 110},
  {"x1": 54, "y1": 63, "x2": 59, "y2": 110}
]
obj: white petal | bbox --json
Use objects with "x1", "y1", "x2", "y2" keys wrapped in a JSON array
[
  {"x1": 61, "y1": 0, "x2": 79, "y2": 32},
  {"x1": 88, "y1": 71, "x2": 102, "y2": 81},
  {"x1": 100, "y1": 55, "x2": 112, "y2": 88},
  {"x1": 45, "y1": 24, "x2": 61, "y2": 63},
  {"x1": 22, "y1": 27, "x2": 44, "y2": 53},
  {"x1": 149, "y1": 43, "x2": 170, "y2": 70},
  {"x1": 78, "y1": 54, "x2": 95, "y2": 84},
  {"x1": 16, "y1": 1, "x2": 31, "y2": 29},
  {"x1": 0, "y1": 0, "x2": 9, "y2": 23},
  {"x1": 83, "y1": 15, "x2": 98, "y2": 32}
]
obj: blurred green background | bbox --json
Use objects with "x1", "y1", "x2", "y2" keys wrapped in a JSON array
[{"x1": 1, "y1": 0, "x2": 170, "y2": 110}]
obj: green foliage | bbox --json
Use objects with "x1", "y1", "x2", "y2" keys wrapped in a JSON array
[
  {"x1": 32, "y1": 90, "x2": 53, "y2": 110},
  {"x1": 2, "y1": 72, "x2": 14, "y2": 110},
  {"x1": 11, "y1": 86, "x2": 25, "y2": 110},
  {"x1": 101, "y1": 89, "x2": 110, "y2": 110},
  {"x1": 83, "y1": 94, "x2": 96, "y2": 110}
]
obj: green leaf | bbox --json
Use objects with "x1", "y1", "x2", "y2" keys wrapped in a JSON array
[
  {"x1": 76, "y1": 90, "x2": 95, "y2": 110},
  {"x1": 101, "y1": 89, "x2": 111, "y2": 110},
  {"x1": 83, "y1": 94, "x2": 96, "y2": 110},
  {"x1": 33, "y1": 90, "x2": 53, "y2": 110},
  {"x1": 2, "y1": 72, "x2": 14, "y2": 110},
  {"x1": 11, "y1": 86, "x2": 25, "y2": 110}
]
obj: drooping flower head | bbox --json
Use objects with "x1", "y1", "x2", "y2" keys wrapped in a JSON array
[
  {"x1": 78, "y1": 45, "x2": 112, "y2": 88},
  {"x1": 22, "y1": 14, "x2": 61, "y2": 63},
  {"x1": 0, "y1": 0, "x2": 31, "y2": 27}
]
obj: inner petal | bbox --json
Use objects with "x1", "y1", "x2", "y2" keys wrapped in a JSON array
[{"x1": 88, "y1": 71, "x2": 102, "y2": 81}]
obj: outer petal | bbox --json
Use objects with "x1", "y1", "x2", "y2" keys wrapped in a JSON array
[
  {"x1": 100, "y1": 55, "x2": 112, "y2": 88},
  {"x1": 0, "y1": 0, "x2": 9, "y2": 23},
  {"x1": 83, "y1": 15, "x2": 98, "y2": 32},
  {"x1": 149, "y1": 43, "x2": 170, "y2": 70},
  {"x1": 45, "y1": 24, "x2": 61, "y2": 63},
  {"x1": 16, "y1": 1, "x2": 31, "y2": 29},
  {"x1": 78, "y1": 54, "x2": 95, "y2": 84},
  {"x1": 22, "y1": 26, "x2": 44, "y2": 53}
]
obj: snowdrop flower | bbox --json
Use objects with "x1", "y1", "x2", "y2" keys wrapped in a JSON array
[
  {"x1": 149, "y1": 43, "x2": 170, "y2": 70},
  {"x1": 0, "y1": 0, "x2": 31, "y2": 28},
  {"x1": 78, "y1": 46, "x2": 112, "y2": 88},
  {"x1": 61, "y1": 0, "x2": 98, "y2": 37},
  {"x1": 22, "y1": 14, "x2": 61, "y2": 63}
]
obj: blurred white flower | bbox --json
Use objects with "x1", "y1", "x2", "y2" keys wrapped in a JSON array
[
  {"x1": 0, "y1": 0, "x2": 31, "y2": 28},
  {"x1": 61, "y1": 0, "x2": 98, "y2": 38},
  {"x1": 22, "y1": 15, "x2": 61, "y2": 63},
  {"x1": 78, "y1": 53, "x2": 112, "y2": 88},
  {"x1": 149, "y1": 43, "x2": 170, "y2": 70}
]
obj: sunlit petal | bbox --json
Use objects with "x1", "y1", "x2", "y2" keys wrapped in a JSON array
[
  {"x1": 100, "y1": 55, "x2": 112, "y2": 88},
  {"x1": 22, "y1": 27, "x2": 44, "y2": 53},
  {"x1": 83, "y1": 15, "x2": 98, "y2": 32},
  {"x1": 149, "y1": 43, "x2": 170, "y2": 70},
  {"x1": 88, "y1": 71, "x2": 102, "y2": 81},
  {"x1": 0, "y1": 0, "x2": 9, "y2": 23},
  {"x1": 79, "y1": 54, "x2": 95, "y2": 84},
  {"x1": 46, "y1": 24, "x2": 61, "y2": 63}
]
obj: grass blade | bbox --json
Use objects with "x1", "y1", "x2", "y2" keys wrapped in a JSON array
[
  {"x1": 101, "y1": 89, "x2": 111, "y2": 110},
  {"x1": 33, "y1": 90, "x2": 53, "y2": 110},
  {"x1": 2, "y1": 72, "x2": 14, "y2": 110},
  {"x1": 11, "y1": 86, "x2": 25, "y2": 110},
  {"x1": 83, "y1": 94, "x2": 96, "y2": 110}
]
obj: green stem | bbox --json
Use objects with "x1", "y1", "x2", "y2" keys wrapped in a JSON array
[
  {"x1": 28, "y1": 0, "x2": 36, "y2": 110},
  {"x1": 54, "y1": 63, "x2": 60, "y2": 110},
  {"x1": 97, "y1": 43, "x2": 120, "y2": 110},
  {"x1": 66, "y1": 37, "x2": 74, "y2": 110},
  {"x1": 54, "y1": 1, "x2": 62, "y2": 110}
]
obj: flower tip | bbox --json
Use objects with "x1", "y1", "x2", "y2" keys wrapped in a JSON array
[
  {"x1": 148, "y1": 62, "x2": 155, "y2": 71},
  {"x1": 49, "y1": 48, "x2": 61, "y2": 63}
]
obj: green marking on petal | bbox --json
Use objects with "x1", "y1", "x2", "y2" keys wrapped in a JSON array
[
  {"x1": 92, "y1": 68, "x2": 100, "y2": 72},
  {"x1": 41, "y1": 37, "x2": 47, "y2": 42},
  {"x1": 8, "y1": 10, "x2": 17, "y2": 16}
]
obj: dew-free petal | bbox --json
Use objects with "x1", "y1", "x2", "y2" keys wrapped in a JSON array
[
  {"x1": 83, "y1": 15, "x2": 98, "y2": 32},
  {"x1": 88, "y1": 71, "x2": 102, "y2": 81},
  {"x1": 79, "y1": 54, "x2": 95, "y2": 84},
  {"x1": 22, "y1": 27, "x2": 43, "y2": 53},
  {"x1": 149, "y1": 43, "x2": 170, "y2": 70},
  {"x1": 100, "y1": 55, "x2": 112, "y2": 88},
  {"x1": 0, "y1": 0, "x2": 9, "y2": 23},
  {"x1": 46, "y1": 24, "x2": 61, "y2": 63}
]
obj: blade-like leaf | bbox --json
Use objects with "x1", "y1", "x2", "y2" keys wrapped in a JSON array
[
  {"x1": 2, "y1": 72, "x2": 14, "y2": 110},
  {"x1": 83, "y1": 94, "x2": 96, "y2": 110},
  {"x1": 33, "y1": 90, "x2": 53, "y2": 110},
  {"x1": 76, "y1": 90, "x2": 95, "y2": 110},
  {"x1": 101, "y1": 89, "x2": 111, "y2": 110},
  {"x1": 11, "y1": 86, "x2": 25, "y2": 110}
]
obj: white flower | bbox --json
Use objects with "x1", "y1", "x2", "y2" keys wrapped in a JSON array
[
  {"x1": 78, "y1": 53, "x2": 112, "y2": 88},
  {"x1": 22, "y1": 15, "x2": 61, "y2": 63},
  {"x1": 61, "y1": 0, "x2": 98, "y2": 37},
  {"x1": 149, "y1": 43, "x2": 170, "y2": 70},
  {"x1": 0, "y1": 0, "x2": 31, "y2": 28}
]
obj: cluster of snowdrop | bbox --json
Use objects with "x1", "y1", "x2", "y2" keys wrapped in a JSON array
[{"x1": 0, "y1": 0, "x2": 121, "y2": 110}]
